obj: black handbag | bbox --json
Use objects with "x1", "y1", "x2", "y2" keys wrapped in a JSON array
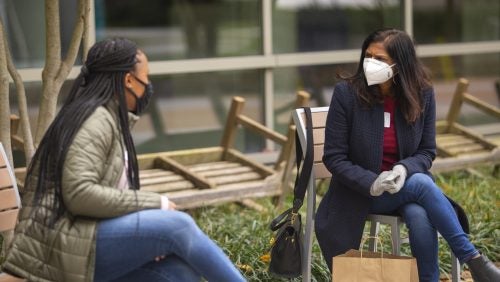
[{"x1": 268, "y1": 107, "x2": 314, "y2": 278}]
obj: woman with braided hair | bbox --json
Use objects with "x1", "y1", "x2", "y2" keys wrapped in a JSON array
[{"x1": 2, "y1": 38, "x2": 246, "y2": 282}]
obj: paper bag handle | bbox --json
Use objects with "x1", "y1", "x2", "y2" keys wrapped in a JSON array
[{"x1": 360, "y1": 236, "x2": 384, "y2": 258}]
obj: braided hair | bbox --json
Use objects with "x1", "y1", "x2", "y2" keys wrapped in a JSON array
[{"x1": 28, "y1": 38, "x2": 141, "y2": 226}]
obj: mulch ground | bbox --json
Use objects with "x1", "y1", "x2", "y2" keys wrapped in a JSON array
[{"x1": 440, "y1": 270, "x2": 472, "y2": 282}]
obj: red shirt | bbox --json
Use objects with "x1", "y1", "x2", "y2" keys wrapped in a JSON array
[{"x1": 381, "y1": 96, "x2": 398, "y2": 171}]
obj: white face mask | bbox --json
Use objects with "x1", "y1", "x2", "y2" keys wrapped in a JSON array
[{"x1": 363, "y1": 58, "x2": 396, "y2": 86}]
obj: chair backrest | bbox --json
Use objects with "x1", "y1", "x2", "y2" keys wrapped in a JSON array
[
  {"x1": 0, "y1": 143, "x2": 21, "y2": 232},
  {"x1": 292, "y1": 107, "x2": 331, "y2": 180}
]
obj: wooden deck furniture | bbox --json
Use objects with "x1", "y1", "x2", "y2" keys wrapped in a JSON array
[
  {"x1": 8, "y1": 116, "x2": 23, "y2": 153},
  {"x1": 432, "y1": 78, "x2": 500, "y2": 173},
  {"x1": 0, "y1": 143, "x2": 26, "y2": 282},
  {"x1": 137, "y1": 92, "x2": 310, "y2": 209}
]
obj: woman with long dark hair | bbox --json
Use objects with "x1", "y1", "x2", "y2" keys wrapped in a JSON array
[
  {"x1": 3, "y1": 38, "x2": 246, "y2": 282},
  {"x1": 316, "y1": 28, "x2": 500, "y2": 282}
]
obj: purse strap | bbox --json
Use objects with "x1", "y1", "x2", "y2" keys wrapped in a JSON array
[
  {"x1": 292, "y1": 107, "x2": 314, "y2": 212},
  {"x1": 269, "y1": 107, "x2": 314, "y2": 231},
  {"x1": 269, "y1": 207, "x2": 293, "y2": 231}
]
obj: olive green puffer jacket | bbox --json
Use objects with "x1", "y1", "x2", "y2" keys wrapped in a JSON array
[{"x1": 2, "y1": 102, "x2": 161, "y2": 282}]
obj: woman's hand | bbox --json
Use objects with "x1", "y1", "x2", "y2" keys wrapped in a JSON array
[
  {"x1": 161, "y1": 196, "x2": 177, "y2": 210},
  {"x1": 384, "y1": 165, "x2": 407, "y2": 194},
  {"x1": 167, "y1": 200, "x2": 177, "y2": 210},
  {"x1": 370, "y1": 171, "x2": 393, "y2": 196}
]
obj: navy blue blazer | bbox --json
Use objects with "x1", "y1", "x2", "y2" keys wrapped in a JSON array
[{"x1": 315, "y1": 81, "x2": 467, "y2": 270}]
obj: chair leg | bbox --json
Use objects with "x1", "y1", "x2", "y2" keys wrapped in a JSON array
[
  {"x1": 302, "y1": 178, "x2": 316, "y2": 282},
  {"x1": 451, "y1": 252, "x2": 461, "y2": 282},
  {"x1": 368, "y1": 221, "x2": 380, "y2": 252},
  {"x1": 390, "y1": 222, "x2": 402, "y2": 255}
]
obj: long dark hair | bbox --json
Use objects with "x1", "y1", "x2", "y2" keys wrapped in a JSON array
[
  {"x1": 28, "y1": 38, "x2": 141, "y2": 225},
  {"x1": 340, "y1": 28, "x2": 432, "y2": 123}
]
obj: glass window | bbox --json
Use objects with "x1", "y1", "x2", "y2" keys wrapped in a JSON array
[
  {"x1": 9, "y1": 80, "x2": 74, "y2": 127},
  {"x1": 95, "y1": 0, "x2": 262, "y2": 61},
  {"x1": 273, "y1": 0, "x2": 402, "y2": 53},
  {"x1": 422, "y1": 53, "x2": 500, "y2": 123},
  {"x1": 133, "y1": 70, "x2": 265, "y2": 154},
  {"x1": 8, "y1": 71, "x2": 266, "y2": 158},
  {"x1": 414, "y1": 0, "x2": 500, "y2": 44},
  {"x1": 274, "y1": 63, "x2": 357, "y2": 135},
  {"x1": 274, "y1": 53, "x2": 500, "y2": 129},
  {"x1": 1, "y1": 0, "x2": 82, "y2": 68}
]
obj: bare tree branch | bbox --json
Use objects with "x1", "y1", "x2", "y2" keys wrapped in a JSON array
[
  {"x1": 57, "y1": 0, "x2": 89, "y2": 82},
  {"x1": 81, "y1": 0, "x2": 91, "y2": 63},
  {"x1": 36, "y1": 0, "x2": 89, "y2": 143},
  {"x1": 0, "y1": 22, "x2": 35, "y2": 163},
  {"x1": 0, "y1": 18, "x2": 13, "y2": 166},
  {"x1": 0, "y1": 0, "x2": 90, "y2": 162},
  {"x1": 44, "y1": 0, "x2": 62, "y2": 76},
  {"x1": 35, "y1": 0, "x2": 62, "y2": 143}
]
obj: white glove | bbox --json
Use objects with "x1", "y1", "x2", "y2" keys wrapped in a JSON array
[
  {"x1": 383, "y1": 165, "x2": 407, "y2": 194},
  {"x1": 370, "y1": 171, "x2": 394, "y2": 196}
]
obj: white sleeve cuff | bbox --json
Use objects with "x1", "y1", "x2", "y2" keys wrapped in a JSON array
[{"x1": 160, "y1": 196, "x2": 169, "y2": 210}]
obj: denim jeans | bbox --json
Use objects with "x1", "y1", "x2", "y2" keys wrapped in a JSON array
[
  {"x1": 370, "y1": 173, "x2": 478, "y2": 282},
  {"x1": 93, "y1": 209, "x2": 246, "y2": 282}
]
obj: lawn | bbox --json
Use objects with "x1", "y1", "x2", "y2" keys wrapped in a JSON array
[
  {"x1": 1, "y1": 166, "x2": 498, "y2": 281},
  {"x1": 190, "y1": 165, "x2": 499, "y2": 281}
]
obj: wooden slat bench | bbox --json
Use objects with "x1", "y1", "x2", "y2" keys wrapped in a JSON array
[
  {"x1": 432, "y1": 78, "x2": 500, "y2": 173},
  {"x1": 0, "y1": 143, "x2": 26, "y2": 282},
  {"x1": 8, "y1": 93, "x2": 310, "y2": 210},
  {"x1": 138, "y1": 92, "x2": 310, "y2": 209}
]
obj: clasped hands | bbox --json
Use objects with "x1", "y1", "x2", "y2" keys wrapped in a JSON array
[{"x1": 370, "y1": 165, "x2": 407, "y2": 196}]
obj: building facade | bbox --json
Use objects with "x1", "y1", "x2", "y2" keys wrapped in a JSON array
[{"x1": 2, "y1": 0, "x2": 499, "y2": 159}]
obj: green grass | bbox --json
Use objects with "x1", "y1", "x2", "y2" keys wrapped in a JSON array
[
  {"x1": 189, "y1": 198, "x2": 331, "y2": 282},
  {"x1": 189, "y1": 165, "x2": 499, "y2": 281},
  {"x1": 1, "y1": 166, "x2": 498, "y2": 281}
]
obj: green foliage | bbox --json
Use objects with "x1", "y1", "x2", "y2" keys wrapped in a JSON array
[
  {"x1": 192, "y1": 166, "x2": 499, "y2": 281},
  {"x1": 190, "y1": 197, "x2": 331, "y2": 282},
  {"x1": 0, "y1": 166, "x2": 497, "y2": 280},
  {"x1": 435, "y1": 168, "x2": 500, "y2": 263}
]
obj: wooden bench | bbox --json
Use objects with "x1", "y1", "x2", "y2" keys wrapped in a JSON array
[
  {"x1": 0, "y1": 143, "x2": 25, "y2": 282},
  {"x1": 8, "y1": 116, "x2": 23, "y2": 153},
  {"x1": 432, "y1": 78, "x2": 500, "y2": 173},
  {"x1": 8, "y1": 93, "x2": 310, "y2": 210},
  {"x1": 292, "y1": 107, "x2": 460, "y2": 282},
  {"x1": 137, "y1": 92, "x2": 310, "y2": 209}
]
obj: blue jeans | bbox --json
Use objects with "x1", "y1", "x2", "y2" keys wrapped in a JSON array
[
  {"x1": 370, "y1": 173, "x2": 478, "y2": 282},
  {"x1": 93, "y1": 209, "x2": 246, "y2": 282}
]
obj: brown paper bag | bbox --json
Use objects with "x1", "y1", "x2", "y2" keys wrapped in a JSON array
[{"x1": 332, "y1": 249, "x2": 418, "y2": 282}]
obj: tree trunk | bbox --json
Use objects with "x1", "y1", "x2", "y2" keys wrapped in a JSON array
[
  {"x1": 34, "y1": 0, "x2": 61, "y2": 144},
  {"x1": 0, "y1": 18, "x2": 13, "y2": 166},
  {"x1": 0, "y1": 20, "x2": 35, "y2": 163},
  {"x1": 0, "y1": 0, "x2": 89, "y2": 164},
  {"x1": 82, "y1": 4, "x2": 91, "y2": 63},
  {"x1": 35, "y1": 0, "x2": 89, "y2": 144}
]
